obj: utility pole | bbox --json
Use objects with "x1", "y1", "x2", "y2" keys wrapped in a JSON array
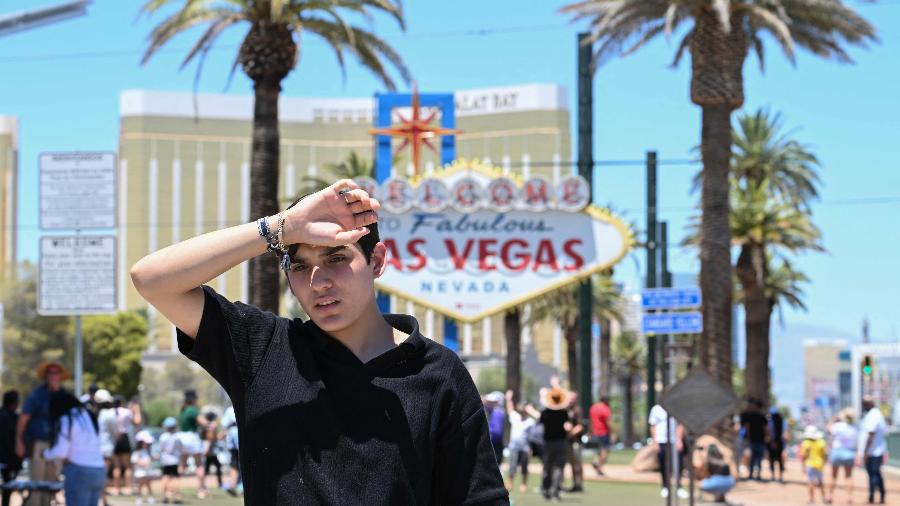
[
  {"x1": 646, "y1": 150, "x2": 658, "y2": 431},
  {"x1": 577, "y1": 31, "x2": 594, "y2": 416},
  {"x1": 660, "y1": 221, "x2": 672, "y2": 390}
]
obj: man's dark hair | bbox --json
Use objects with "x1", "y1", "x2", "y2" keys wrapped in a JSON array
[
  {"x1": 285, "y1": 194, "x2": 380, "y2": 263},
  {"x1": 600, "y1": 396, "x2": 610, "y2": 404},
  {"x1": 2, "y1": 390, "x2": 18, "y2": 409}
]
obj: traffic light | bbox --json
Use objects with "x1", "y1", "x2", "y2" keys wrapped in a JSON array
[{"x1": 862, "y1": 355, "x2": 874, "y2": 378}]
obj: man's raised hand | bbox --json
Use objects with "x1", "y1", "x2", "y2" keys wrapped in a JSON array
[{"x1": 285, "y1": 179, "x2": 381, "y2": 247}]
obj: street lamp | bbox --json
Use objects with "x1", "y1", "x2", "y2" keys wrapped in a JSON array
[{"x1": 0, "y1": 0, "x2": 89, "y2": 37}]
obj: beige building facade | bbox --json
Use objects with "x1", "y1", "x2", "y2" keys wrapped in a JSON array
[
  {"x1": 0, "y1": 116, "x2": 17, "y2": 280},
  {"x1": 119, "y1": 84, "x2": 579, "y2": 380}
]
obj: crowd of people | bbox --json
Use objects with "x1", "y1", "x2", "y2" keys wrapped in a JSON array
[
  {"x1": 482, "y1": 375, "x2": 613, "y2": 502},
  {"x1": 0, "y1": 359, "x2": 893, "y2": 505},
  {"x1": 735, "y1": 395, "x2": 889, "y2": 505},
  {"x1": 483, "y1": 378, "x2": 892, "y2": 505},
  {"x1": 0, "y1": 361, "x2": 243, "y2": 505}
]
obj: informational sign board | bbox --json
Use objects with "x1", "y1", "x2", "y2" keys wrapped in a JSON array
[
  {"x1": 641, "y1": 287, "x2": 701, "y2": 310},
  {"x1": 38, "y1": 235, "x2": 116, "y2": 315},
  {"x1": 371, "y1": 160, "x2": 633, "y2": 323},
  {"x1": 40, "y1": 151, "x2": 116, "y2": 229},
  {"x1": 642, "y1": 312, "x2": 703, "y2": 335},
  {"x1": 660, "y1": 370, "x2": 738, "y2": 435}
]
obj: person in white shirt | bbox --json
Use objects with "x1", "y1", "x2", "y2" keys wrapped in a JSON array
[
  {"x1": 504, "y1": 389, "x2": 536, "y2": 493},
  {"x1": 43, "y1": 390, "x2": 105, "y2": 506},
  {"x1": 132, "y1": 430, "x2": 155, "y2": 504},
  {"x1": 859, "y1": 396, "x2": 886, "y2": 504},
  {"x1": 159, "y1": 417, "x2": 184, "y2": 504},
  {"x1": 827, "y1": 408, "x2": 858, "y2": 505},
  {"x1": 648, "y1": 404, "x2": 687, "y2": 499}
]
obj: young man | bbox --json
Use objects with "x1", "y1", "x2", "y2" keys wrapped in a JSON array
[{"x1": 131, "y1": 180, "x2": 508, "y2": 505}]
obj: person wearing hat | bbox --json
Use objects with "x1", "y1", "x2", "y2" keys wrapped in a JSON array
[
  {"x1": 132, "y1": 429, "x2": 156, "y2": 504},
  {"x1": 159, "y1": 417, "x2": 184, "y2": 504},
  {"x1": 828, "y1": 408, "x2": 858, "y2": 505},
  {"x1": 14, "y1": 360, "x2": 70, "y2": 506},
  {"x1": 93, "y1": 389, "x2": 117, "y2": 504},
  {"x1": 801, "y1": 425, "x2": 828, "y2": 505},
  {"x1": 131, "y1": 180, "x2": 508, "y2": 505},
  {"x1": 526, "y1": 381, "x2": 572, "y2": 501}
]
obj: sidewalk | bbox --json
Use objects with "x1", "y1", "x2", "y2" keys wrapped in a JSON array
[{"x1": 585, "y1": 460, "x2": 900, "y2": 505}]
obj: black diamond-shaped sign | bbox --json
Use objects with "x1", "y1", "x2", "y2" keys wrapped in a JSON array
[{"x1": 659, "y1": 370, "x2": 738, "y2": 435}]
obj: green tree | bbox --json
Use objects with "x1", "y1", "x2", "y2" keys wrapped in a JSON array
[
  {"x1": 141, "y1": 0, "x2": 411, "y2": 314},
  {"x1": 82, "y1": 312, "x2": 149, "y2": 398},
  {"x1": 560, "y1": 0, "x2": 877, "y2": 428},
  {"x1": 611, "y1": 330, "x2": 643, "y2": 445},
  {"x1": 0, "y1": 263, "x2": 72, "y2": 394},
  {"x1": 527, "y1": 274, "x2": 621, "y2": 398}
]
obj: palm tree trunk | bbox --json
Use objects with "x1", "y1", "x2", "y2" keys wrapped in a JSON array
[
  {"x1": 504, "y1": 308, "x2": 522, "y2": 404},
  {"x1": 737, "y1": 244, "x2": 770, "y2": 408},
  {"x1": 248, "y1": 79, "x2": 282, "y2": 313},
  {"x1": 621, "y1": 375, "x2": 634, "y2": 444},
  {"x1": 699, "y1": 103, "x2": 736, "y2": 444},
  {"x1": 599, "y1": 317, "x2": 612, "y2": 399},
  {"x1": 565, "y1": 324, "x2": 579, "y2": 394}
]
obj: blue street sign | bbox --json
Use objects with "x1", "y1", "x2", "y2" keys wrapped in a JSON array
[
  {"x1": 641, "y1": 287, "x2": 702, "y2": 310},
  {"x1": 642, "y1": 312, "x2": 703, "y2": 335}
]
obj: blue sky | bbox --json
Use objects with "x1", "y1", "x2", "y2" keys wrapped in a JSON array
[{"x1": 2, "y1": 1, "x2": 899, "y2": 404}]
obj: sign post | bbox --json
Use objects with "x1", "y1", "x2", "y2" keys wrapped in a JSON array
[{"x1": 39, "y1": 151, "x2": 117, "y2": 397}]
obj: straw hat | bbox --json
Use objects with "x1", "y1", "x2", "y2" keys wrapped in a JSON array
[
  {"x1": 540, "y1": 386, "x2": 572, "y2": 410},
  {"x1": 803, "y1": 425, "x2": 823, "y2": 440},
  {"x1": 838, "y1": 408, "x2": 856, "y2": 424},
  {"x1": 35, "y1": 360, "x2": 70, "y2": 380}
]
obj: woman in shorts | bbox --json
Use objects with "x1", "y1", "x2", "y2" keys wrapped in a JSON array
[{"x1": 828, "y1": 409, "x2": 858, "y2": 505}]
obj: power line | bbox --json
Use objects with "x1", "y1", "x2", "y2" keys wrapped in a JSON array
[{"x1": 0, "y1": 23, "x2": 569, "y2": 63}]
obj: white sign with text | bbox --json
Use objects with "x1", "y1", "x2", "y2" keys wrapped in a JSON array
[
  {"x1": 38, "y1": 235, "x2": 117, "y2": 315},
  {"x1": 40, "y1": 151, "x2": 116, "y2": 230}
]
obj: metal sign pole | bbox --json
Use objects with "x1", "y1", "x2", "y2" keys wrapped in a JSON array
[
  {"x1": 687, "y1": 433, "x2": 695, "y2": 506},
  {"x1": 74, "y1": 315, "x2": 82, "y2": 398},
  {"x1": 666, "y1": 414, "x2": 673, "y2": 506}
]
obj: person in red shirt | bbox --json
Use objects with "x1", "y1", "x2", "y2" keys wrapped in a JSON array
[{"x1": 589, "y1": 396, "x2": 612, "y2": 475}]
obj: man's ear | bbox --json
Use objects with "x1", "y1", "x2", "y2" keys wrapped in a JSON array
[{"x1": 371, "y1": 242, "x2": 388, "y2": 279}]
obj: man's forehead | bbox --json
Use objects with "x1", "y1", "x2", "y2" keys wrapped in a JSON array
[{"x1": 291, "y1": 244, "x2": 355, "y2": 261}]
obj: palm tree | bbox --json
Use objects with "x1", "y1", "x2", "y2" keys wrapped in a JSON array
[
  {"x1": 141, "y1": 1, "x2": 411, "y2": 313},
  {"x1": 298, "y1": 150, "x2": 374, "y2": 196},
  {"x1": 527, "y1": 274, "x2": 622, "y2": 397},
  {"x1": 732, "y1": 109, "x2": 821, "y2": 209},
  {"x1": 729, "y1": 109, "x2": 823, "y2": 406},
  {"x1": 560, "y1": 0, "x2": 876, "y2": 411},
  {"x1": 612, "y1": 329, "x2": 643, "y2": 445},
  {"x1": 732, "y1": 181, "x2": 822, "y2": 406},
  {"x1": 504, "y1": 308, "x2": 523, "y2": 405}
]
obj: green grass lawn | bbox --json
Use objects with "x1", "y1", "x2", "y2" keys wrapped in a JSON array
[
  {"x1": 510, "y1": 480, "x2": 660, "y2": 506},
  {"x1": 603, "y1": 448, "x2": 638, "y2": 467},
  {"x1": 107, "y1": 481, "x2": 661, "y2": 506}
]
